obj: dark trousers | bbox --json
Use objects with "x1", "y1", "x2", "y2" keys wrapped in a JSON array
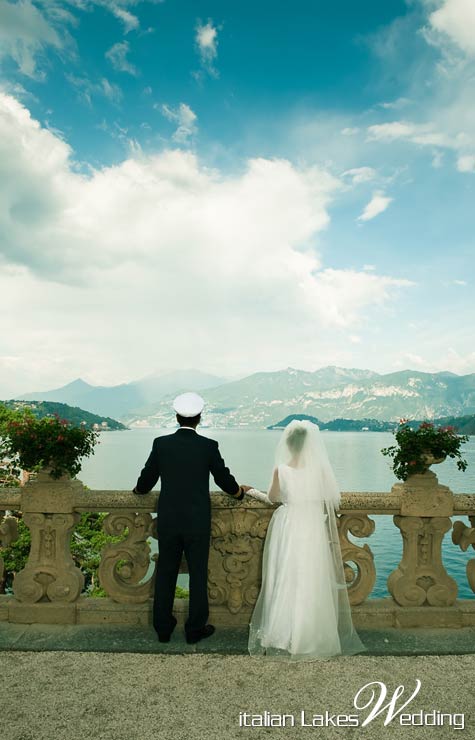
[{"x1": 153, "y1": 529, "x2": 210, "y2": 634}]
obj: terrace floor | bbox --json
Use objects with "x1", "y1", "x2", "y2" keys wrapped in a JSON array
[
  {"x1": 1, "y1": 624, "x2": 475, "y2": 740},
  {"x1": 1, "y1": 621, "x2": 475, "y2": 656}
]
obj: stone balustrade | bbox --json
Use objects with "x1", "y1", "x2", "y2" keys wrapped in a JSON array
[{"x1": 1, "y1": 469, "x2": 475, "y2": 629}]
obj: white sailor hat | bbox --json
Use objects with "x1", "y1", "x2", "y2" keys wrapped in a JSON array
[{"x1": 173, "y1": 392, "x2": 205, "y2": 417}]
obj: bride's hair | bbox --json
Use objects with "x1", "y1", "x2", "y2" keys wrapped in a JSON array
[{"x1": 286, "y1": 425, "x2": 307, "y2": 454}]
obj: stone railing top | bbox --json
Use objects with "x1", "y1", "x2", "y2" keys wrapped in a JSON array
[{"x1": 1, "y1": 484, "x2": 474, "y2": 514}]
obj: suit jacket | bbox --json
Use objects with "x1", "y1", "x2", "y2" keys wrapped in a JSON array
[{"x1": 134, "y1": 428, "x2": 243, "y2": 533}]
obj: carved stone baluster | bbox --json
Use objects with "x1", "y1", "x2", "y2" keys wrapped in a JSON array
[
  {"x1": 98, "y1": 510, "x2": 154, "y2": 603},
  {"x1": 337, "y1": 514, "x2": 376, "y2": 605},
  {"x1": 209, "y1": 503, "x2": 273, "y2": 614},
  {"x1": 13, "y1": 512, "x2": 84, "y2": 602},
  {"x1": 0, "y1": 514, "x2": 19, "y2": 585},
  {"x1": 387, "y1": 472, "x2": 457, "y2": 606},
  {"x1": 452, "y1": 515, "x2": 475, "y2": 593},
  {"x1": 13, "y1": 472, "x2": 85, "y2": 603}
]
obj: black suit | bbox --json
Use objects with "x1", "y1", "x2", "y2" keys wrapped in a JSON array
[{"x1": 134, "y1": 428, "x2": 243, "y2": 634}]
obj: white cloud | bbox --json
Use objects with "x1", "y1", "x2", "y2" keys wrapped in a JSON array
[
  {"x1": 0, "y1": 93, "x2": 412, "y2": 393},
  {"x1": 378, "y1": 97, "x2": 411, "y2": 110},
  {"x1": 396, "y1": 348, "x2": 475, "y2": 375},
  {"x1": 453, "y1": 279, "x2": 467, "y2": 285},
  {"x1": 367, "y1": 120, "x2": 450, "y2": 147},
  {"x1": 0, "y1": 0, "x2": 65, "y2": 78},
  {"x1": 195, "y1": 19, "x2": 219, "y2": 77},
  {"x1": 357, "y1": 191, "x2": 393, "y2": 222},
  {"x1": 429, "y1": 0, "x2": 475, "y2": 56},
  {"x1": 343, "y1": 167, "x2": 377, "y2": 184},
  {"x1": 432, "y1": 150, "x2": 445, "y2": 168},
  {"x1": 160, "y1": 103, "x2": 198, "y2": 143},
  {"x1": 341, "y1": 127, "x2": 360, "y2": 136},
  {"x1": 108, "y1": 5, "x2": 139, "y2": 33},
  {"x1": 106, "y1": 40, "x2": 138, "y2": 75},
  {"x1": 67, "y1": 74, "x2": 123, "y2": 105},
  {"x1": 308, "y1": 269, "x2": 411, "y2": 327},
  {"x1": 0, "y1": 1, "x2": 160, "y2": 82},
  {"x1": 360, "y1": 3, "x2": 475, "y2": 178},
  {"x1": 367, "y1": 118, "x2": 475, "y2": 173},
  {"x1": 456, "y1": 154, "x2": 475, "y2": 172}
]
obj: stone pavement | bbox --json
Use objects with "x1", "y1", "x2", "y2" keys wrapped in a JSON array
[
  {"x1": 1, "y1": 624, "x2": 475, "y2": 740},
  {"x1": 1, "y1": 621, "x2": 475, "y2": 655}
]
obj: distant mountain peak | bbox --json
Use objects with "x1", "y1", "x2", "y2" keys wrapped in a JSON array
[{"x1": 65, "y1": 378, "x2": 94, "y2": 389}]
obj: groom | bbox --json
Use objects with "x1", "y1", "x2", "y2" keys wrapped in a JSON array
[{"x1": 133, "y1": 392, "x2": 250, "y2": 644}]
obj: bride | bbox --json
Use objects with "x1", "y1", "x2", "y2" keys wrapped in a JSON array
[{"x1": 247, "y1": 420, "x2": 366, "y2": 661}]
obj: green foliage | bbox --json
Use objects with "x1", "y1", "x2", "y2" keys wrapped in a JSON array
[
  {"x1": 0, "y1": 517, "x2": 31, "y2": 578},
  {"x1": 381, "y1": 420, "x2": 469, "y2": 481},
  {"x1": 0, "y1": 405, "x2": 99, "y2": 479},
  {"x1": 175, "y1": 585, "x2": 190, "y2": 599},
  {"x1": 71, "y1": 513, "x2": 123, "y2": 596},
  {"x1": 0, "y1": 405, "x2": 21, "y2": 487}
]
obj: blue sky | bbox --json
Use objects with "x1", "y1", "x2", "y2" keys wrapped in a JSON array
[{"x1": 0, "y1": 0, "x2": 474, "y2": 395}]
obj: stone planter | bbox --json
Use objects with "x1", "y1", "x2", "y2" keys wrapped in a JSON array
[{"x1": 420, "y1": 452, "x2": 446, "y2": 472}]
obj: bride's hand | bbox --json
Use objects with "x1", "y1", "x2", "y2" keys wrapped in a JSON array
[{"x1": 247, "y1": 488, "x2": 271, "y2": 503}]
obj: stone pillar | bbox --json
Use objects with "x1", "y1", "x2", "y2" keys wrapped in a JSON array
[
  {"x1": 12, "y1": 470, "x2": 85, "y2": 603},
  {"x1": 387, "y1": 471, "x2": 457, "y2": 606}
]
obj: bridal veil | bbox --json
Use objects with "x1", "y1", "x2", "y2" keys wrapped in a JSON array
[{"x1": 248, "y1": 420, "x2": 366, "y2": 660}]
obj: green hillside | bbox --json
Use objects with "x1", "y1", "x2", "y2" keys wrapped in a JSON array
[{"x1": 1, "y1": 400, "x2": 127, "y2": 431}]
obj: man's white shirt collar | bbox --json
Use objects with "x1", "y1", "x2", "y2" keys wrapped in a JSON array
[{"x1": 178, "y1": 426, "x2": 196, "y2": 431}]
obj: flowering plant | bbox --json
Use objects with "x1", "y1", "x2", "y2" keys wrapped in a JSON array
[
  {"x1": 381, "y1": 420, "x2": 469, "y2": 481},
  {"x1": 0, "y1": 407, "x2": 99, "y2": 480}
]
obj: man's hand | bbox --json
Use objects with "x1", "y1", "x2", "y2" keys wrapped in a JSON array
[{"x1": 240, "y1": 485, "x2": 253, "y2": 493}]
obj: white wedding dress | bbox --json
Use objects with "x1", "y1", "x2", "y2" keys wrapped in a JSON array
[{"x1": 248, "y1": 421, "x2": 366, "y2": 661}]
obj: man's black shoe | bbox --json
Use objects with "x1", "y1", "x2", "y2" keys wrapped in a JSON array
[
  {"x1": 156, "y1": 616, "x2": 177, "y2": 643},
  {"x1": 185, "y1": 624, "x2": 215, "y2": 644}
]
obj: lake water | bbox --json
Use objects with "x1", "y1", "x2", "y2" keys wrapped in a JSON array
[{"x1": 78, "y1": 429, "x2": 475, "y2": 600}]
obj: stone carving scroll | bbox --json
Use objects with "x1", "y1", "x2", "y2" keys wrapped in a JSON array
[
  {"x1": 209, "y1": 507, "x2": 273, "y2": 614},
  {"x1": 337, "y1": 514, "x2": 376, "y2": 605},
  {"x1": 13, "y1": 512, "x2": 84, "y2": 603},
  {"x1": 0, "y1": 514, "x2": 19, "y2": 585},
  {"x1": 98, "y1": 511, "x2": 154, "y2": 603},
  {"x1": 452, "y1": 515, "x2": 475, "y2": 593}
]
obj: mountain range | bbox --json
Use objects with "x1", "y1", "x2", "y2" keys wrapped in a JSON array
[
  {"x1": 17, "y1": 369, "x2": 226, "y2": 419},
  {"x1": 9, "y1": 366, "x2": 475, "y2": 429}
]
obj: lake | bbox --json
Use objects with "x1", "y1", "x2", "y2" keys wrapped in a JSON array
[{"x1": 78, "y1": 429, "x2": 475, "y2": 599}]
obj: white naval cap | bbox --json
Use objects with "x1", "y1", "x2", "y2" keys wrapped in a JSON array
[{"x1": 173, "y1": 391, "x2": 205, "y2": 417}]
